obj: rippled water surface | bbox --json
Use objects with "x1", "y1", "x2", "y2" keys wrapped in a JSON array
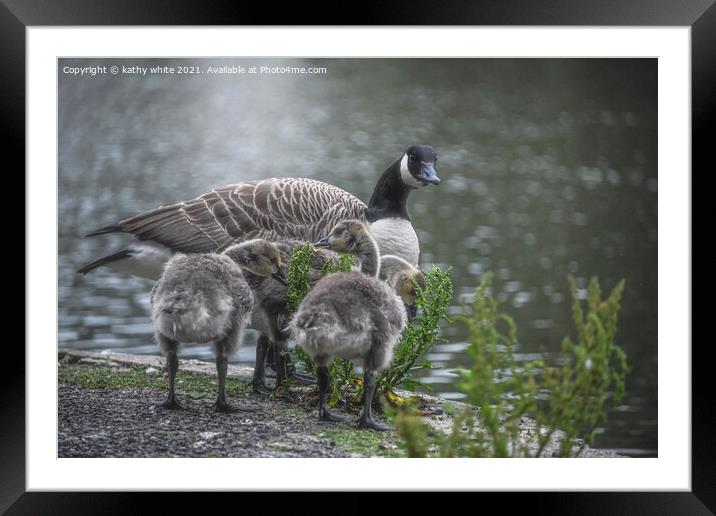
[{"x1": 59, "y1": 58, "x2": 657, "y2": 457}]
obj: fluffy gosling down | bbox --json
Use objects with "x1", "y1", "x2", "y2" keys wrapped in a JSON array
[
  {"x1": 150, "y1": 239, "x2": 286, "y2": 413},
  {"x1": 290, "y1": 220, "x2": 425, "y2": 431},
  {"x1": 241, "y1": 239, "x2": 339, "y2": 394}
]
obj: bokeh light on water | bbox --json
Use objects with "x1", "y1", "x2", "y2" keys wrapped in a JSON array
[{"x1": 59, "y1": 58, "x2": 657, "y2": 456}]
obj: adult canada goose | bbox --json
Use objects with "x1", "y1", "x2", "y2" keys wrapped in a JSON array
[
  {"x1": 290, "y1": 220, "x2": 424, "y2": 431},
  {"x1": 77, "y1": 145, "x2": 440, "y2": 279},
  {"x1": 151, "y1": 239, "x2": 286, "y2": 413},
  {"x1": 243, "y1": 239, "x2": 340, "y2": 394}
]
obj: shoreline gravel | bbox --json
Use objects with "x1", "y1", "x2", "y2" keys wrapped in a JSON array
[{"x1": 58, "y1": 348, "x2": 623, "y2": 458}]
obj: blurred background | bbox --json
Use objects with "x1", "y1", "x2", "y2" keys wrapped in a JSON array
[{"x1": 59, "y1": 58, "x2": 657, "y2": 457}]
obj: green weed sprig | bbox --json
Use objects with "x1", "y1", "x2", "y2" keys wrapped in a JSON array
[{"x1": 396, "y1": 273, "x2": 629, "y2": 458}]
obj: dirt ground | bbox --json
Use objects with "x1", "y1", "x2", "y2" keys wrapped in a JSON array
[{"x1": 57, "y1": 349, "x2": 622, "y2": 458}]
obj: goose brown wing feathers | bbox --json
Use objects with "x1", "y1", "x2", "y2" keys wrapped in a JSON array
[{"x1": 99, "y1": 178, "x2": 368, "y2": 253}]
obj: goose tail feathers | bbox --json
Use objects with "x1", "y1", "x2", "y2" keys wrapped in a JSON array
[
  {"x1": 77, "y1": 249, "x2": 131, "y2": 274},
  {"x1": 84, "y1": 223, "x2": 123, "y2": 238}
]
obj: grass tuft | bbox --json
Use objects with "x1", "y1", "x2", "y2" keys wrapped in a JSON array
[{"x1": 58, "y1": 361, "x2": 250, "y2": 397}]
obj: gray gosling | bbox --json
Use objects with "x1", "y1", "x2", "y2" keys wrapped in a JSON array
[
  {"x1": 379, "y1": 254, "x2": 427, "y2": 321},
  {"x1": 150, "y1": 239, "x2": 285, "y2": 413},
  {"x1": 290, "y1": 220, "x2": 425, "y2": 431},
  {"x1": 239, "y1": 240, "x2": 339, "y2": 394}
]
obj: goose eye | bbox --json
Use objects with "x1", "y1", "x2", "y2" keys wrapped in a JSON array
[{"x1": 408, "y1": 154, "x2": 415, "y2": 162}]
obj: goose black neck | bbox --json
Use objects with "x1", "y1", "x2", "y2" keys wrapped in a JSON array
[{"x1": 366, "y1": 159, "x2": 411, "y2": 222}]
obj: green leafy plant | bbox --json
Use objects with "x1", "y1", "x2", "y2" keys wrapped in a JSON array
[
  {"x1": 396, "y1": 273, "x2": 629, "y2": 458},
  {"x1": 532, "y1": 275, "x2": 629, "y2": 457},
  {"x1": 286, "y1": 243, "x2": 320, "y2": 312},
  {"x1": 393, "y1": 401, "x2": 429, "y2": 457},
  {"x1": 286, "y1": 243, "x2": 321, "y2": 377},
  {"x1": 377, "y1": 266, "x2": 453, "y2": 397},
  {"x1": 286, "y1": 242, "x2": 357, "y2": 311},
  {"x1": 450, "y1": 271, "x2": 531, "y2": 457}
]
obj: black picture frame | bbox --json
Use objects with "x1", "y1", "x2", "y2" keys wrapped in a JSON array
[{"x1": 6, "y1": 0, "x2": 708, "y2": 513}]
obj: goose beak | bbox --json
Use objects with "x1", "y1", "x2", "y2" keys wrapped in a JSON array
[
  {"x1": 272, "y1": 268, "x2": 288, "y2": 285},
  {"x1": 416, "y1": 162, "x2": 441, "y2": 186},
  {"x1": 313, "y1": 235, "x2": 331, "y2": 248},
  {"x1": 405, "y1": 304, "x2": 418, "y2": 321}
]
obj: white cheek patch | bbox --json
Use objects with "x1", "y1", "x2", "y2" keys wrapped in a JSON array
[{"x1": 400, "y1": 154, "x2": 424, "y2": 189}]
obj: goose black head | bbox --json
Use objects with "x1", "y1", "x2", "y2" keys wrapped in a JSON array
[{"x1": 400, "y1": 145, "x2": 441, "y2": 188}]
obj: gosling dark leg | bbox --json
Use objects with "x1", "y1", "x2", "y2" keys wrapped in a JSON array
[
  {"x1": 266, "y1": 340, "x2": 314, "y2": 384},
  {"x1": 214, "y1": 338, "x2": 257, "y2": 413},
  {"x1": 156, "y1": 348, "x2": 183, "y2": 410},
  {"x1": 271, "y1": 340, "x2": 302, "y2": 402},
  {"x1": 274, "y1": 340, "x2": 288, "y2": 387},
  {"x1": 358, "y1": 369, "x2": 392, "y2": 431},
  {"x1": 317, "y1": 365, "x2": 350, "y2": 422},
  {"x1": 285, "y1": 351, "x2": 316, "y2": 384},
  {"x1": 251, "y1": 335, "x2": 273, "y2": 395},
  {"x1": 274, "y1": 339, "x2": 305, "y2": 389},
  {"x1": 214, "y1": 353, "x2": 242, "y2": 413},
  {"x1": 265, "y1": 341, "x2": 278, "y2": 379}
]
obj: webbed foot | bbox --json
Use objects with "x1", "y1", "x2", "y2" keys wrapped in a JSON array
[
  {"x1": 319, "y1": 408, "x2": 354, "y2": 423},
  {"x1": 214, "y1": 400, "x2": 257, "y2": 413},
  {"x1": 251, "y1": 379, "x2": 274, "y2": 395},
  {"x1": 272, "y1": 385, "x2": 300, "y2": 403},
  {"x1": 156, "y1": 398, "x2": 184, "y2": 410},
  {"x1": 358, "y1": 417, "x2": 393, "y2": 432},
  {"x1": 289, "y1": 370, "x2": 315, "y2": 385}
]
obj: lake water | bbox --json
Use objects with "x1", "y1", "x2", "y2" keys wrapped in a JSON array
[{"x1": 58, "y1": 58, "x2": 658, "y2": 457}]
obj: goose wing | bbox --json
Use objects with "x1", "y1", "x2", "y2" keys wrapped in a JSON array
[{"x1": 91, "y1": 178, "x2": 368, "y2": 253}]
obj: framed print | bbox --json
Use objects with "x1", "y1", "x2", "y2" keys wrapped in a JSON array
[{"x1": 6, "y1": 0, "x2": 709, "y2": 512}]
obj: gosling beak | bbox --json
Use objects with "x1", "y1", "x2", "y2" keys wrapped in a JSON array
[
  {"x1": 405, "y1": 304, "x2": 418, "y2": 321},
  {"x1": 313, "y1": 235, "x2": 331, "y2": 248},
  {"x1": 272, "y1": 268, "x2": 288, "y2": 286},
  {"x1": 416, "y1": 161, "x2": 441, "y2": 186}
]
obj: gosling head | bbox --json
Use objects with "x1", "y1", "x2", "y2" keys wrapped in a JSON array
[
  {"x1": 222, "y1": 239, "x2": 287, "y2": 285},
  {"x1": 379, "y1": 255, "x2": 426, "y2": 321},
  {"x1": 400, "y1": 145, "x2": 440, "y2": 189},
  {"x1": 394, "y1": 267, "x2": 427, "y2": 321},
  {"x1": 313, "y1": 219, "x2": 370, "y2": 253}
]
